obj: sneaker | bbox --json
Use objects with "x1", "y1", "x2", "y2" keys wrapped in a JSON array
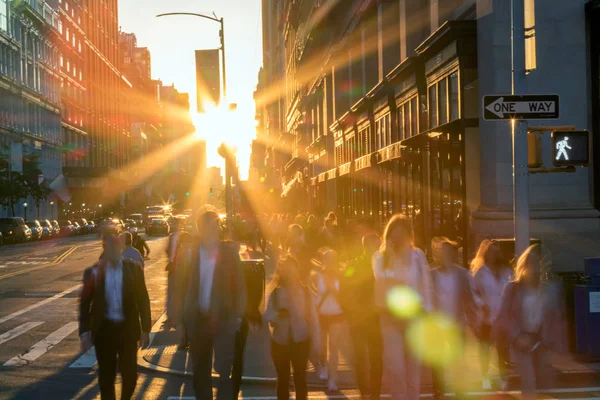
[
  {"x1": 482, "y1": 378, "x2": 492, "y2": 390},
  {"x1": 328, "y1": 380, "x2": 338, "y2": 392},
  {"x1": 318, "y1": 366, "x2": 328, "y2": 381}
]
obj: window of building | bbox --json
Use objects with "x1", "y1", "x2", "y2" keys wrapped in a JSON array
[
  {"x1": 375, "y1": 114, "x2": 391, "y2": 149},
  {"x1": 358, "y1": 126, "x2": 370, "y2": 156},
  {"x1": 428, "y1": 72, "x2": 460, "y2": 129},
  {"x1": 0, "y1": 0, "x2": 7, "y2": 32},
  {"x1": 58, "y1": 20, "x2": 63, "y2": 34},
  {"x1": 60, "y1": 55, "x2": 63, "y2": 67},
  {"x1": 65, "y1": 1, "x2": 69, "y2": 11},
  {"x1": 66, "y1": 60, "x2": 70, "y2": 72},
  {"x1": 79, "y1": 71, "x2": 82, "y2": 81},
  {"x1": 525, "y1": 0, "x2": 536, "y2": 72},
  {"x1": 429, "y1": 85, "x2": 437, "y2": 129},
  {"x1": 397, "y1": 95, "x2": 419, "y2": 140},
  {"x1": 449, "y1": 72, "x2": 459, "y2": 121},
  {"x1": 72, "y1": 34, "x2": 76, "y2": 47},
  {"x1": 78, "y1": 41, "x2": 82, "y2": 53},
  {"x1": 66, "y1": 28, "x2": 70, "y2": 41}
]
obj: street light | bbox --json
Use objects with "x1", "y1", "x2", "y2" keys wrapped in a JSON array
[
  {"x1": 156, "y1": 12, "x2": 227, "y2": 97},
  {"x1": 23, "y1": 202, "x2": 28, "y2": 220}
]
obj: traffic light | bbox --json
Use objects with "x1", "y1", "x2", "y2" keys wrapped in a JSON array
[
  {"x1": 209, "y1": 187, "x2": 213, "y2": 196},
  {"x1": 185, "y1": 191, "x2": 190, "y2": 196},
  {"x1": 552, "y1": 130, "x2": 590, "y2": 167}
]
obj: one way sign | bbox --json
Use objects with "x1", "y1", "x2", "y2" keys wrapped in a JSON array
[{"x1": 483, "y1": 95, "x2": 559, "y2": 120}]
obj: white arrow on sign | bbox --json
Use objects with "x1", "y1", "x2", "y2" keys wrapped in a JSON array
[{"x1": 485, "y1": 97, "x2": 556, "y2": 118}]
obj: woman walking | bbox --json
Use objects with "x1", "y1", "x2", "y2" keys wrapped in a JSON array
[
  {"x1": 264, "y1": 256, "x2": 320, "y2": 400},
  {"x1": 494, "y1": 245, "x2": 566, "y2": 399},
  {"x1": 471, "y1": 240, "x2": 513, "y2": 390},
  {"x1": 372, "y1": 214, "x2": 433, "y2": 400},
  {"x1": 314, "y1": 249, "x2": 345, "y2": 392}
]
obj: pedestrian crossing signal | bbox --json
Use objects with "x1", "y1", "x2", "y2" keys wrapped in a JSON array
[{"x1": 552, "y1": 130, "x2": 589, "y2": 167}]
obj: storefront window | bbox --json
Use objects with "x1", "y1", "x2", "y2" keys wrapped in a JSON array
[
  {"x1": 397, "y1": 107, "x2": 404, "y2": 140},
  {"x1": 411, "y1": 98, "x2": 418, "y2": 135},
  {"x1": 0, "y1": 0, "x2": 7, "y2": 32},
  {"x1": 449, "y1": 71, "x2": 459, "y2": 121}
]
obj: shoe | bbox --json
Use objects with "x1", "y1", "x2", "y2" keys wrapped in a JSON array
[
  {"x1": 498, "y1": 378, "x2": 508, "y2": 391},
  {"x1": 482, "y1": 378, "x2": 492, "y2": 390},
  {"x1": 318, "y1": 366, "x2": 328, "y2": 381},
  {"x1": 328, "y1": 380, "x2": 338, "y2": 392}
]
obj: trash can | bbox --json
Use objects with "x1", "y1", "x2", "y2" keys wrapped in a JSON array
[{"x1": 556, "y1": 271, "x2": 586, "y2": 352}]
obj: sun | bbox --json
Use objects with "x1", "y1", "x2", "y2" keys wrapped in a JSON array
[{"x1": 192, "y1": 100, "x2": 254, "y2": 180}]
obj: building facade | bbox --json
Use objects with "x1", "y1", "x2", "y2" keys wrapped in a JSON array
[
  {"x1": 255, "y1": 0, "x2": 600, "y2": 270},
  {"x1": 0, "y1": 0, "x2": 63, "y2": 219}
]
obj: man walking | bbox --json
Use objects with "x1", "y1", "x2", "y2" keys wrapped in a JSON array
[
  {"x1": 121, "y1": 232, "x2": 145, "y2": 267},
  {"x1": 79, "y1": 231, "x2": 151, "y2": 400},
  {"x1": 176, "y1": 207, "x2": 247, "y2": 400}
]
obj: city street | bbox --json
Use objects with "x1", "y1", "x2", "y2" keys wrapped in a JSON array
[{"x1": 0, "y1": 234, "x2": 598, "y2": 399}]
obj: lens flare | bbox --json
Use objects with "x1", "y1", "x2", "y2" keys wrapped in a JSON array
[
  {"x1": 406, "y1": 313, "x2": 463, "y2": 368},
  {"x1": 386, "y1": 286, "x2": 422, "y2": 319}
]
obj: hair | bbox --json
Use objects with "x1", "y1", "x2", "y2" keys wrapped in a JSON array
[
  {"x1": 470, "y1": 239, "x2": 500, "y2": 276},
  {"x1": 513, "y1": 244, "x2": 540, "y2": 283},
  {"x1": 121, "y1": 232, "x2": 133, "y2": 246},
  {"x1": 179, "y1": 232, "x2": 193, "y2": 246},
  {"x1": 380, "y1": 214, "x2": 414, "y2": 268},
  {"x1": 288, "y1": 223, "x2": 304, "y2": 238},
  {"x1": 196, "y1": 206, "x2": 220, "y2": 244}
]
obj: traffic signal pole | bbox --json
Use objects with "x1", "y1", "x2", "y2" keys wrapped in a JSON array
[
  {"x1": 511, "y1": 0, "x2": 530, "y2": 257},
  {"x1": 219, "y1": 17, "x2": 227, "y2": 98}
]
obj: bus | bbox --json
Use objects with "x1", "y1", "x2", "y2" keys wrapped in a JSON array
[{"x1": 144, "y1": 205, "x2": 173, "y2": 224}]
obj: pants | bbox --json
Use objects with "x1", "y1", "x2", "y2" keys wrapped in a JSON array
[
  {"x1": 517, "y1": 348, "x2": 551, "y2": 400},
  {"x1": 190, "y1": 315, "x2": 235, "y2": 400},
  {"x1": 94, "y1": 321, "x2": 138, "y2": 400},
  {"x1": 380, "y1": 314, "x2": 421, "y2": 400},
  {"x1": 349, "y1": 315, "x2": 383, "y2": 399},
  {"x1": 271, "y1": 340, "x2": 310, "y2": 400},
  {"x1": 319, "y1": 314, "x2": 345, "y2": 382},
  {"x1": 432, "y1": 329, "x2": 466, "y2": 399},
  {"x1": 232, "y1": 318, "x2": 250, "y2": 399},
  {"x1": 479, "y1": 324, "x2": 510, "y2": 381}
]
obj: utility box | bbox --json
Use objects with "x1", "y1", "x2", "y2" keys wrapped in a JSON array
[
  {"x1": 584, "y1": 258, "x2": 600, "y2": 285},
  {"x1": 574, "y1": 284, "x2": 600, "y2": 360}
]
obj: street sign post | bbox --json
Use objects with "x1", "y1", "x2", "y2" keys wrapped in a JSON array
[{"x1": 483, "y1": 95, "x2": 559, "y2": 120}]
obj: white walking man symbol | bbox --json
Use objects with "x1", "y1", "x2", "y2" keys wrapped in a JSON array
[{"x1": 556, "y1": 136, "x2": 572, "y2": 161}]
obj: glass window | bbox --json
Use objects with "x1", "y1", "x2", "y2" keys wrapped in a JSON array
[
  {"x1": 0, "y1": 0, "x2": 7, "y2": 32},
  {"x1": 397, "y1": 106, "x2": 404, "y2": 140},
  {"x1": 429, "y1": 85, "x2": 437, "y2": 129},
  {"x1": 403, "y1": 103, "x2": 411, "y2": 138},
  {"x1": 449, "y1": 71, "x2": 459, "y2": 121},
  {"x1": 439, "y1": 79, "x2": 448, "y2": 126},
  {"x1": 410, "y1": 97, "x2": 418, "y2": 135}
]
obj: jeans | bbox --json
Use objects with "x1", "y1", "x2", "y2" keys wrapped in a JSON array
[
  {"x1": 232, "y1": 318, "x2": 250, "y2": 399},
  {"x1": 349, "y1": 314, "x2": 383, "y2": 399},
  {"x1": 271, "y1": 340, "x2": 310, "y2": 400}
]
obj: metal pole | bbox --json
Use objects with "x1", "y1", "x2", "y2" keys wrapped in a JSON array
[
  {"x1": 220, "y1": 17, "x2": 227, "y2": 98},
  {"x1": 225, "y1": 153, "x2": 233, "y2": 235},
  {"x1": 511, "y1": 0, "x2": 530, "y2": 257}
]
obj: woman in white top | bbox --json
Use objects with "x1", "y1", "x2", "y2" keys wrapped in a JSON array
[
  {"x1": 493, "y1": 245, "x2": 566, "y2": 400},
  {"x1": 470, "y1": 240, "x2": 513, "y2": 390},
  {"x1": 372, "y1": 214, "x2": 433, "y2": 400},
  {"x1": 264, "y1": 256, "x2": 320, "y2": 400},
  {"x1": 314, "y1": 249, "x2": 345, "y2": 392}
]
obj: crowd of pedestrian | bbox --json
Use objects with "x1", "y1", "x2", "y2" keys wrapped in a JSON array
[{"x1": 79, "y1": 206, "x2": 568, "y2": 400}]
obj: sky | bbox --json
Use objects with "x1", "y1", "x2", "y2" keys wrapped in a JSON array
[{"x1": 119, "y1": 0, "x2": 263, "y2": 180}]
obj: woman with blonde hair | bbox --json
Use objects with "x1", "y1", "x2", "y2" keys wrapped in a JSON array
[
  {"x1": 470, "y1": 239, "x2": 512, "y2": 390},
  {"x1": 494, "y1": 245, "x2": 565, "y2": 399},
  {"x1": 372, "y1": 214, "x2": 433, "y2": 400}
]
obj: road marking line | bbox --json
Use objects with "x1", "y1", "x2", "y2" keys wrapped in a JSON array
[
  {"x1": 0, "y1": 322, "x2": 44, "y2": 346},
  {"x1": 0, "y1": 245, "x2": 79, "y2": 281},
  {"x1": 0, "y1": 284, "x2": 81, "y2": 325},
  {"x1": 69, "y1": 346, "x2": 97, "y2": 368},
  {"x1": 4, "y1": 321, "x2": 79, "y2": 367}
]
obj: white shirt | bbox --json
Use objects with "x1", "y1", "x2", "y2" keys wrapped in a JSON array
[
  {"x1": 198, "y1": 247, "x2": 217, "y2": 313},
  {"x1": 435, "y1": 269, "x2": 460, "y2": 320},
  {"x1": 472, "y1": 265, "x2": 513, "y2": 324},
  {"x1": 105, "y1": 260, "x2": 125, "y2": 322},
  {"x1": 315, "y1": 273, "x2": 343, "y2": 316},
  {"x1": 521, "y1": 287, "x2": 544, "y2": 333}
]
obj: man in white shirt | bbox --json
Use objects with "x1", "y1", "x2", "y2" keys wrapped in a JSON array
[
  {"x1": 177, "y1": 208, "x2": 247, "y2": 400},
  {"x1": 79, "y1": 231, "x2": 151, "y2": 400}
]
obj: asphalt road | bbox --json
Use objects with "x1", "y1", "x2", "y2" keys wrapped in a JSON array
[{"x1": 0, "y1": 235, "x2": 599, "y2": 399}]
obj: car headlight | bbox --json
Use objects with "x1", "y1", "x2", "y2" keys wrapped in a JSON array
[{"x1": 9, "y1": 230, "x2": 12, "y2": 235}]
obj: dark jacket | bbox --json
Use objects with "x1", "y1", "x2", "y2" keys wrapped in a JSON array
[
  {"x1": 176, "y1": 240, "x2": 247, "y2": 339},
  {"x1": 79, "y1": 258, "x2": 151, "y2": 341},
  {"x1": 340, "y1": 253, "x2": 377, "y2": 325}
]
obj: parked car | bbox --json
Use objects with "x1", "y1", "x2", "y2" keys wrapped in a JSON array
[
  {"x1": 146, "y1": 218, "x2": 170, "y2": 236},
  {"x1": 26, "y1": 220, "x2": 43, "y2": 240},
  {"x1": 87, "y1": 220, "x2": 96, "y2": 232},
  {"x1": 51, "y1": 220, "x2": 61, "y2": 237},
  {"x1": 72, "y1": 222, "x2": 82, "y2": 235},
  {"x1": 39, "y1": 220, "x2": 53, "y2": 239},
  {"x1": 124, "y1": 219, "x2": 136, "y2": 230},
  {"x1": 0, "y1": 217, "x2": 32, "y2": 243},
  {"x1": 76, "y1": 219, "x2": 90, "y2": 234},
  {"x1": 128, "y1": 214, "x2": 143, "y2": 226},
  {"x1": 58, "y1": 220, "x2": 75, "y2": 236}
]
